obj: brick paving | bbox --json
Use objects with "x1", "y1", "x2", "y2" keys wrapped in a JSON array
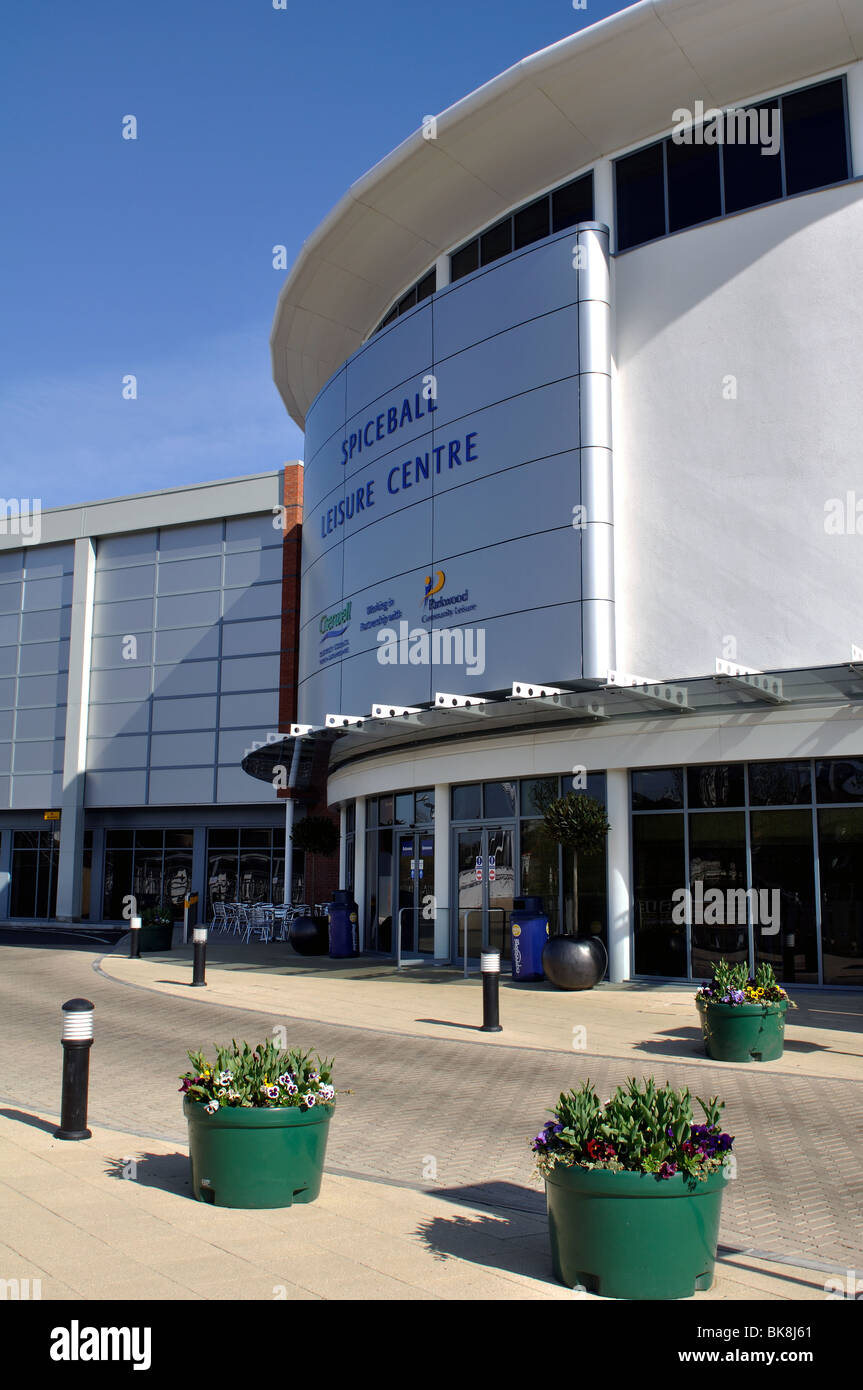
[{"x1": 1, "y1": 936, "x2": 862, "y2": 1269}]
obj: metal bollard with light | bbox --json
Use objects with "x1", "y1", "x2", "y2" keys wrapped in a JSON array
[
  {"x1": 480, "y1": 950, "x2": 502, "y2": 1032},
  {"x1": 54, "y1": 999, "x2": 94, "y2": 1141},
  {"x1": 129, "y1": 915, "x2": 141, "y2": 959},
  {"x1": 191, "y1": 925, "x2": 208, "y2": 987}
]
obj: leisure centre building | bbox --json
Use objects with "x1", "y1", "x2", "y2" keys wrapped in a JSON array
[{"x1": 258, "y1": 0, "x2": 863, "y2": 987}]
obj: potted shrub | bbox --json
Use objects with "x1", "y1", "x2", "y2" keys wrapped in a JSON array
[
  {"x1": 180, "y1": 1039, "x2": 336, "y2": 1208},
  {"x1": 139, "y1": 903, "x2": 174, "y2": 953},
  {"x1": 696, "y1": 959, "x2": 794, "y2": 1062},
  {"x1": 533, "y1": 1077, "x2": 734, "y2": 1299},
  {"x1": 540, "y1": 792, "x2": 610, "y2": 989}
]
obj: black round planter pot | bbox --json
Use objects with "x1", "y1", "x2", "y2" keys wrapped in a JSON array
[
  {"x1": 542, "y1": 934, "x2": 607, "y2": 990},
  {"x1": 288, "y1": 915, "x2": 330, "y2": 956}
]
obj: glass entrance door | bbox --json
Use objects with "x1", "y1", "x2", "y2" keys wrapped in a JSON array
[
  {"x1": 395, "y1": 830, "x2": 435, "y2": 956},
  {"x1": 454, "y1": 825, "x2": 515, "y2": 966}
]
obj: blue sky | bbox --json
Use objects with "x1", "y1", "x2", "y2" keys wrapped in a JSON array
[{"x1": 0, "y1": 0, "x2": 631, "y2": 509}]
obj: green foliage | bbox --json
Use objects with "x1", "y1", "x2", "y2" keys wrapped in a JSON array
[
  {"x1": 696, "y1": 957, "x2": 794, "y2": 1007},
  {"x1": 532, "y1": 1077, "x2": 733, "y2": 1182},
  {"x1": 542, "y1": 793, "x2": 609, "y2": 855},
  {"x1": 290, "y1": 815, "x2": 340, "y2": 857},
  {"x1": 179, "y1": 1039, "x2": 335, "y2": 1111},
  {"x1": 141, "y1": 903, "x2": 173, "y2": 927}
]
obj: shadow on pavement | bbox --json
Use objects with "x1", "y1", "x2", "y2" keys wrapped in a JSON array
[
  {"x1": 104, "y1": 1150, "x2": 192, "y2": 1198},
  {"x1": 0, "y1": 1107, "x2": 60, "y2": 1135},
  {"x1": 415, "y1": 1197, "x2": 555, "y2": 1285}
]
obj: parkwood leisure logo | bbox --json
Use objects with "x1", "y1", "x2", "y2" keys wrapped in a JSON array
[{"x1": 50, "y1": 1321, "x2": 151, "y2": 1371}]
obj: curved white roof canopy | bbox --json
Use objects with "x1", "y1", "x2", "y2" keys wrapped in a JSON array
[{"x1": 271, "y1": 0, "x2": 863, "y2": 429}]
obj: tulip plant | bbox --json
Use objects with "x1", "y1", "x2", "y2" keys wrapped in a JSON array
[{"x1": 180, "y1": 1039, "x2": 335, "y2": 1113}]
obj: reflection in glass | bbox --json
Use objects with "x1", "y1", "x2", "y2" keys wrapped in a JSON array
[
  {"x1": 751, "y1": 811, "x2": 817, "y2": 983},
  {"x1": 520, "y1": 777, "x2": 559, "y2": 816},
  {"x1": 687, "y1": 764, "x2": 745, "y2": 809},
  {"x1": 631, "y1": 768, "x2": 684, "y2": 810},
  {"x1": 815, "y1": 759, "x2": 863, "y2": 804},
  {"x1": 452, "y1": 784, "x2": 481, "y2": 821},
  {"x1": 818, "y1": 809, "x2": 863, "y2": 987},
  {"x1": 689, "y1": 812, "x2": 748, "y2": 979},
  {"x1": 632, "y1": 814, "x2": 686, "y2": 976},
  {"x1": 483, "y1": 782, "x2": 517, "y2": 819},
  {"x1": 414, "y1": 789, "x2": 435, "y2": 823},
  {"x1": 748, "y1": 761, "x2": 811, "y2": 806},
  {"x1": 519, "y1": 819, "x2": 560, "y2": 934}
]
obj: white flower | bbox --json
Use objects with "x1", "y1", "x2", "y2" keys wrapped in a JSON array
[
  {"x1": 204, "y1": 1100, "x2": 219, "y2": 1114},
  {"x1": 304, "y1": 1093, "x2": 316, "y2": 1107},
  {"x1": 318, "y1": 1084, "x2": 335, "y2": 1101}
]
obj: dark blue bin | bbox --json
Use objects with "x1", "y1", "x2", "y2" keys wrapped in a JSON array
[
  {"x1": 510, "y1": 896, "x2": 548, "y2": 981},
  {"x1": 328, "y1": 890, "x2": 359, "y2": 958}
]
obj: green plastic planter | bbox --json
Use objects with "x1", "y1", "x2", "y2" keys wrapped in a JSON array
[
  {"x1": 139, "y1": 924, "x2": 174, "y2": 953},
  {"x1": 546, "y1": 1163, "x2": 727, "y2": 1299},
  {"x1": 697, "y1": 997, "x2": 787, "y2": 1062},
  {"x1": 183, "y1": 1097, "x2": 333, "y2": 1208}
]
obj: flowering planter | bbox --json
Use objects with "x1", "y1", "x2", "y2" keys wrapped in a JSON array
[
  {"x1": 546, "y1": 1163, "x2": 727, "y2": 1300},
  {"x1": 697, "y1": 997, "x2": 787, "y2": 1062},
  {"x1": 138, "y1": 924, "x2": 174, "y2": 953},
  {"x1": 183, "y1": 1096, "x2": 333, "y2": 1208}
]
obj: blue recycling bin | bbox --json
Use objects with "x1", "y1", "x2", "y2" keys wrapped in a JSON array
[
  {"x1": 328, "y1": 890, "x2": 359, "y2": 958},
  {"x1": 510, "y1": 896, "x2": 548, "y2": 981}
]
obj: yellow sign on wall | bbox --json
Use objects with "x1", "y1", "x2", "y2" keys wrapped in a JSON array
[{"x1": 43, "y1": 811, "x2": 61, "y2": 821}]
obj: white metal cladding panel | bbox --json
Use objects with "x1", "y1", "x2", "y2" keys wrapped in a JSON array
[
  {"x1": 0, "y1": 543, "x2": 73, "y2": 807},
  {"x1": 84, "y1": 514, "x2": 286, "y2": 807},
  {"x1": 297, "y1": 230, "x2": 604, "y2": 723}
]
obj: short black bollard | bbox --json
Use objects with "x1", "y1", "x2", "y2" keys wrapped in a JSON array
[
  {"x1": 54, "y1": 1000, "x2": 94, "y2": 1141},
  {"x1": 129, "y1": 915, "x2": 141, "y2": 959},
  {"x1": 480, "y1": 950, "x2": 502, "y2": 1032},
  {"x1": 191, "y1": 926, "x2": 208, "y2": 987}
]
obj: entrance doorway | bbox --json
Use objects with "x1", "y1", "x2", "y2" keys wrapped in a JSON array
[
  {"x1": 454, "y1": 825, "x2": 515, "y2": 966},
  {"x1": 10, "y1": 830, "x2": 60, "y2": 918},
  {"x1": 395, "y1": 830, "x2": 435, "y2": 956}
]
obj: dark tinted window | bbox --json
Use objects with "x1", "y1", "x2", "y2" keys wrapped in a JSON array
[
  {"x1": 782, "y1": 79, "x2": 848, "y2": 195},
  {"x1": 415, "y1": 269, "x2": 436, "y2": 302},
  {"x1": 631, "y1": 768, "x2": 684, "y2": 810},
  {"x1": 514, "y1": 197, "x2": 550, "y2": 249},
  {"x1": 380, "y1": 306, "x2": 397, "y2": 329},
  {"x1": 480, "y1": 218, "x2": 512, "y2": 266},
  {"x1": 452, "y1": 783, "x2": 481, "y2": 820},
  {"x1": 451, "y1": 239, "x2": 479, "y2": 281},
  {"x1": 397, "y1": 286, "x2": 417, "y2": 315},
  {"x1": 816, "y1": 758, "x2": 863, "y2": 803},
  {"x1": 748, "y1": 761, "x2": 811, "y2": 806},
  {"x1": 483, "y1": 781, "x2": 517, "y2": 818},
  {"x1": 552, "y1": 173, "x2": 594, "y2": 231},
  {"x1": 722, "y1": 102, "x2": 782, "y2": 214},
  {"x1": 615, "y1": 143, "x2": 666, "y2": 250},
  {"x1": 687, "y1": 764, "x2": 745, "y2": 809},
  {"x1": 666, "y1": 136, "x2": 721, "y2": 232}
]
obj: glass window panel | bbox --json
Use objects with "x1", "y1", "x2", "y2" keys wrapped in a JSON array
[
  {"x1": 615, "y1": 143, "x2": 665, "y2": 251},
  {"x1": 632, "y1": 813, "x2": 686, "y2": 976},
  {"x1": 513, "y1": 196, "x2": 550, "y2": 249},
  {"x1": 818, "y1": 808, "x2": 863, "y2": 987},
  {"x1": 748, "y1": 761, "x2": 811, "y2": 806},
  {"x1": 394, "y1": 793, "x2": 413, "y2": 826},
  {"x1": 134, "y1": 830, "x2": 163, "y2": 849},
  {"x1": 103, "y1": 849, "x2": 134, "y2": 919},
  {"x1": 10, "y1": 848, "x2": 39, "y2": 916},
  {"x1": 239, "y1": 828, "x2": 270, "y2": 847},
  {"x1": 483, "y1": 781, "x2": 517, "y2": 818},
  {"x1": 666, "y1": 136, "x2": 721, "y2": 232},
  {"x1": 452, "y1": 784, "x2": 481, "y2": 821},
  {"x1": 132, "y1": 850, "x2": 164, "y2": 911},
  {"x1": 164, "y1": 829, "x2": 194, "y2": 848},
  {"x1": 520, "y1": 776, "x2": 559, "y2": 817},
  {"x1": 378, "y1": 795, "x2": 393, "y2": 827},
  {"x1": 782, "y1": 79, "x2": 848, "y2": 195},
  {"x1": 380, "y1": 306, "x2": 397, "y2": 329},
  {"x1": 105, "y1": 829, "x2": 134, "y2": 848},
  {"x1": 479, "y1": 218, "x2": 512, "y2": 266},
  {"x1": 163, "y1": 845, "x2": 192, "y2": 917},
  {"x1": 414, "y1": 788, "x2": 435, "y2": 824},
  {"x1": 815, "y1": 758, "x2": 863, "y2": 803},
  {"x1": 366, "y1": 797, "x2": 378, "y2": 828},
  {"x1": 397, "y1": 286, "x2": 417, "y2": 315},
  {"x1": 689, "y1": 811, "x2": 748, "y2": 979},
  {"x1": 631, "y1": 768, "x2": 684, "y2": 810},
  {"x1": 519, "y1": 819, "x2": 560, "y2": 934},
  {"x1": 207, "y1": 851, "x2": 238, "y2": 910},
  {"x1": 207, "y1": 828, "x2": 240, "y2": 848},
  {"x1": 415, "y1": 269, "x2": 436, "y2": 303},
  {"x1": 238, "y1": 848, "x2": 270, "y2": 903},
  {"x1": 751, "y1": 810, "x2": 817, "y2": 984},
  {"x1": 551, "y1": 172, "x2": 593, "y2": 232},
  {"x1": 374, "y1": 828, "x2": 393, "y2": 953},
  {"x1": 450, "y1": 240, "x2": 479, "y2": 282},
  {"x1": 345, "y1": 802, "x2": 356, "y2": 833},
  {"x1": 563, "y1": 839, "x2": 607, "y2": 953},
  {"x1": 687, "y1": 764, "x2": 745, "y2": 809},
  {"x1": 721, "y1": 102, "x2": 782, "y2": 214}
]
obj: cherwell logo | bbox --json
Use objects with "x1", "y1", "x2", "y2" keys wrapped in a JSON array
[
  {"x1": 319, "y1": 600, "x2": 351, "y2": 643},
  {"x1": 50, "y1": 1321, "x2": 152, "y2": 1371}
]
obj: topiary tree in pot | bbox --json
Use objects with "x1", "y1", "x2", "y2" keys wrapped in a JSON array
[
  {"x1": 288, "y1": 816, "x2": 340, "y2": 953},
  {"x1": 541, "y1": 793, "x2": 610, "y2": 989}
]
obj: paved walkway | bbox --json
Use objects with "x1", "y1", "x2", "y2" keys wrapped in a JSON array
[
  {"x1": 0, "y1": 1109, "x2": 830, "y2": 1302},
  {"x1": 1, "y1": 930, "x2": 861, "y2": 1297}
]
